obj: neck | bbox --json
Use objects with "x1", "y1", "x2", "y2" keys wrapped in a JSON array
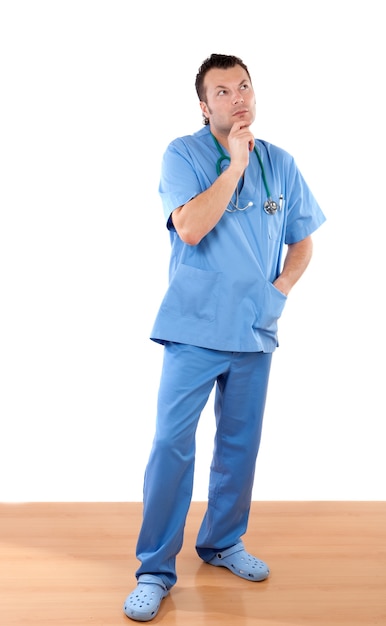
[{"x1": 209, "y1": 127, "x2": 229, "y2": 152}]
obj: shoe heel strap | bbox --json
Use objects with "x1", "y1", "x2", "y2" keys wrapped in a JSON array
[{"x1": 214, "y1": 541, "x2": 245, "y2": 560}]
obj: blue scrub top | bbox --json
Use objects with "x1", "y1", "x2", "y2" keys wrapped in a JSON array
[{"x1": 150, "y1": 125, "x2": 326, "y2": 352}]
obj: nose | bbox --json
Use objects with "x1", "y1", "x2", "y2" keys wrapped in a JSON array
[{"x1": 232, "y1": 91, "x2": 244, "y2": 104}]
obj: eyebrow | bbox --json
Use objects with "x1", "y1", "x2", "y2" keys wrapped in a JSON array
[{"x1": 214, "y1": 80, "x2": 249, "y2": 90}]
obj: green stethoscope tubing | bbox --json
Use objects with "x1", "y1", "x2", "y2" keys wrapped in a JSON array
[{"x1": 211, "y1": 132, "x2": 272, "y2": 200}]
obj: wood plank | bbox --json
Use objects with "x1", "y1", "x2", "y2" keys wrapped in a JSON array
[{"x1": 1, "y1": 502, "x2": 385, "y2": 625}]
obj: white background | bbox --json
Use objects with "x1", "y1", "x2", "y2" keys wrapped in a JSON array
[{"x1": 1, "y1": 0, "x2": 385, "y2": 502}]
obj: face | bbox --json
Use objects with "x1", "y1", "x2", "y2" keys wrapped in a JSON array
[{"x1": 200, "y1": 65, "x2": 256, "y2": 135}]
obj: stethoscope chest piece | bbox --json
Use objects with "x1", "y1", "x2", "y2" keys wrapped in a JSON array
[{"x1": 263, "y1": 199, "x2": 279, "y2": 215}]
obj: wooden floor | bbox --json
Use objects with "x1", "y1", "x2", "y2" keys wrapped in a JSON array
[{"x1": 1, "y1": 502, "x2": 385, "y2": 625}]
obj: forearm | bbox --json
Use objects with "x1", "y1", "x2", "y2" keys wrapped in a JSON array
[
  {"x1": 273, "y1": 236, "x2": 313, "y2": 296},
  {"x1": 171, "y1": 165, "x2": 244, "y2": 246}
]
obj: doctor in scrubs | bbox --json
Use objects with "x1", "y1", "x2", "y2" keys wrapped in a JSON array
[{"x1": 124, "y1": 53, "x2": 326, "y2": 622}]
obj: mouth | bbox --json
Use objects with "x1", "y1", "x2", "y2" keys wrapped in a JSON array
[{"x1": 233, "y1": 108, "x2": 249, "y2": 117}]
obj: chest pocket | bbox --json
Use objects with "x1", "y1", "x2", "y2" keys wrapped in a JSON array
[{"x1": 265, "y1": 193, "x2": 285, "y2": 242}]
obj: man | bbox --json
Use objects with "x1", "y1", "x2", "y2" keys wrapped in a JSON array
[{"x1": 123, "y1": 53, "x2": 326, "y2": 622}]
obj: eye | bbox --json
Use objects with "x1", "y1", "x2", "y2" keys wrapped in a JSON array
[
  {"x1": 240, "y1": 83, "x2": 249, "y2": 91},
  {"x1": 218, "y1": 89, "x2": 227, "y2": 96}
]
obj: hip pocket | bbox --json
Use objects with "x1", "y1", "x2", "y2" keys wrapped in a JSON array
[{"x1": 161, "y1": 264, "x2": 222, "y2": 322}]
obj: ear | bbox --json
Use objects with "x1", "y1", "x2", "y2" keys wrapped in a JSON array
[{"x1": 200, "y1": 100, "x2": 209, "y2": 119}]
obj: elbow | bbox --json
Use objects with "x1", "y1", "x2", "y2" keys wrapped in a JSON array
[{"x1": 178, "y1": 229, "x2": 203, "y2": 246}]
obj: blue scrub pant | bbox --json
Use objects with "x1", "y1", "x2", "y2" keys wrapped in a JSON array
[{"x1": 135, "y1": 342, "x2": 272, "y2": 589}]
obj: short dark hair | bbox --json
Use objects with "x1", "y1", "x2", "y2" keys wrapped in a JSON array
[{"x1": 195, "y1": 54, "x2": 252, "y2": 125}]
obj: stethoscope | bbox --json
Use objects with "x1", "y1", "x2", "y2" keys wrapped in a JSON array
[{"x1": 211, "y1": 133, "x2": 281, "y2": 215}]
